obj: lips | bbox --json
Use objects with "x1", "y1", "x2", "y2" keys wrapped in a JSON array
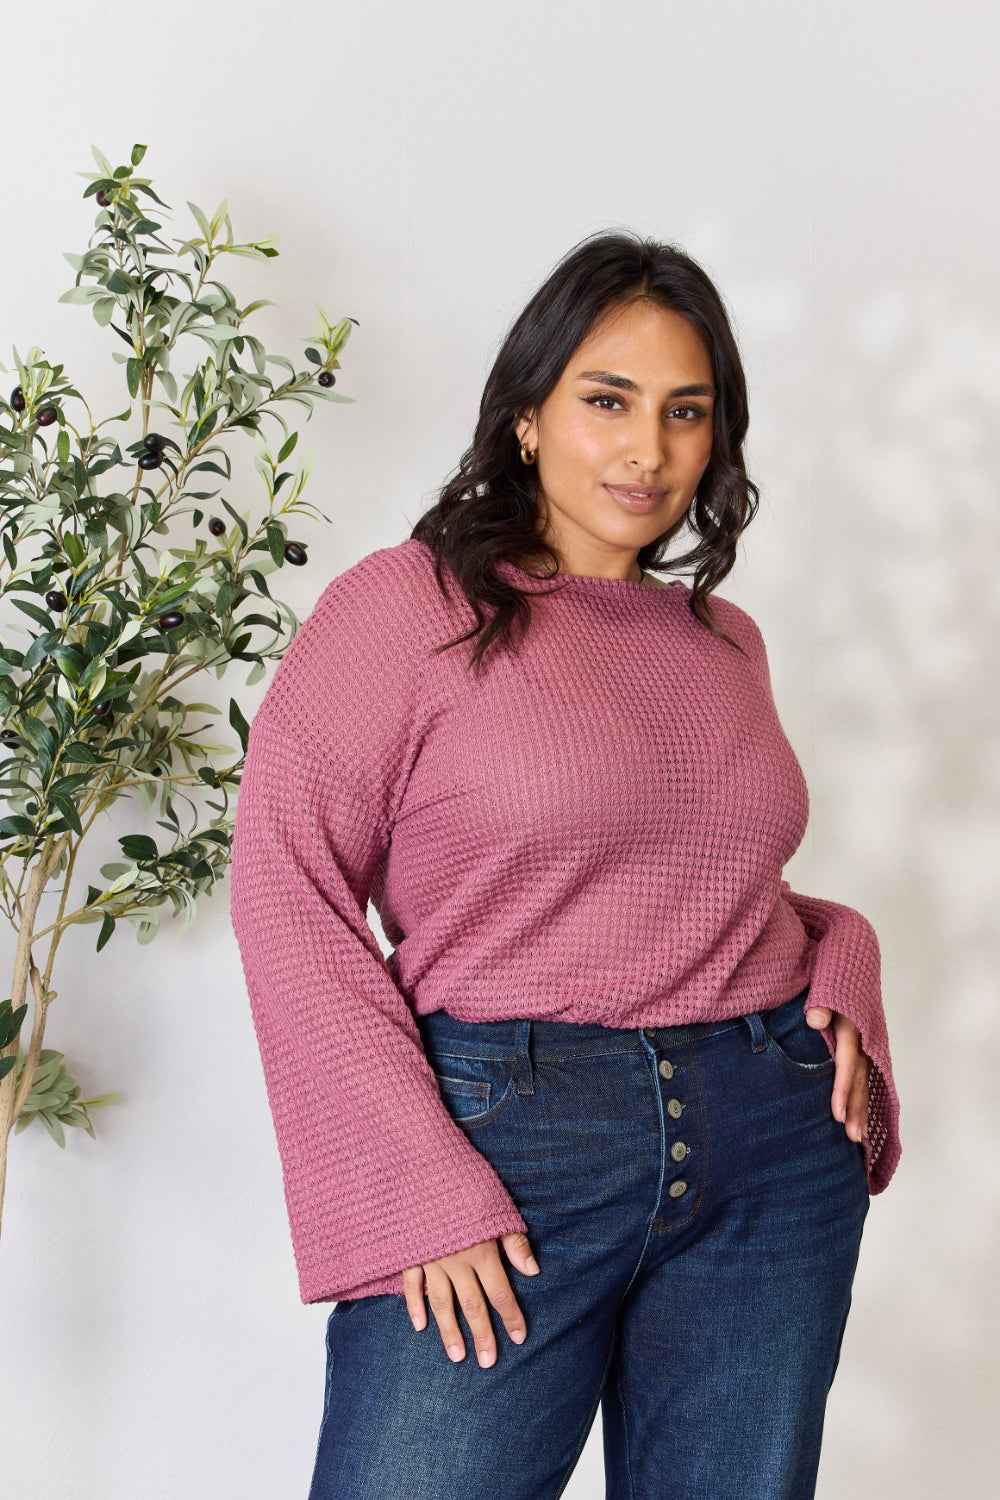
[{"x1": 604, "y1": 484, "x2": 666, "y2": 513}]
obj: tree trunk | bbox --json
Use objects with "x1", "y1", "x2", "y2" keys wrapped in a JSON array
[{"x1": 0, "y1": 854, "x2": 55, "y2": 1240}]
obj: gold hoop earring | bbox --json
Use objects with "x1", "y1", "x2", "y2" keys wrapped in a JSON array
[{"x1": 519, "y1": 442, "x2": 537, "y2": 466}]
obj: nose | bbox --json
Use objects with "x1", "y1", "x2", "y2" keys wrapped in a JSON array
[{"x1": 626, "y1": 409, "x2": 669, "y2": 476}]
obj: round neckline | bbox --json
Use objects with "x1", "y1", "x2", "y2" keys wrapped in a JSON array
[{"x1": 499, "y1": 557, "x2": 684, "y2": 595}]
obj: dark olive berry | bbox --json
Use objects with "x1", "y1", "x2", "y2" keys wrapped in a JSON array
[
  {"x1": 92, "y1": 701, "x2": 113, "y2": 718},
  {"x1": 317, "y1": 371, "x2": 336, "y2": 387},
  {"x1": 284, "y1": 542, "x2": 308, "y2": 566},
  {"x1": 0, "y1": 729, "x2": 21, "y2": 744},
  {"x1": 208, "y1": 518, "x2": 226, "y2": 537},
  {"x1": 37, "y1": 407, "x2": 57, "y2": 427},
  {"x1": 45, "y1": 591, "x2": 68, "y2": 612},
  {"x1": 143, "y1": 432, "x2": 165, "y2": 452},
  {"x1": 151, "y1": 766, "x2": 162, "y2": 776},
  {"x1": 10, "y1": 387, "x2": 26, "y2": 413},
  {"x1": 158, "y1": 611, "x2": 184, "y2": 631},
  {"x1": 25, "y1": 802, "x2": 38, "y2": 816},
  {"x1": 138, "y1": 451, "x2": 163, "y2": 470},
  {"x1": 96, "y1": 190, "x2": 111, "y2": 208}
]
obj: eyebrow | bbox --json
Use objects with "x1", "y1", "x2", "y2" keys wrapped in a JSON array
[{"x1": 577, "y1": 370, "x2": 716, "y2": 398}]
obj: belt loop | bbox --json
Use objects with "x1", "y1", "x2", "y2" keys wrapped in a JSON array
[
  {"x1": 744, "y1": 1011, "x2": 768, "y2": 1053},
  {"x1": 513, "y1": 1020, "x2": 534, "y2": 1095}
]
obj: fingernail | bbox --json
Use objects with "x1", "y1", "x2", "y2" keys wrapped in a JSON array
[
  {"x1": 448, "y1": 1344, "x2": 464, "y2": 1361},
  {"x1": 510, "y1": 1328, "x2": 526, "y2": 1344},
  {"x1": 478, "y1": 1349, "x2": 495, "y2": 1368},
  {"x1": 525, "y1": 1256, "x2": 540, "y2": 1274},
  {"x1": 411, "y1": 1315, "x2": 425, "y2": 1331}
]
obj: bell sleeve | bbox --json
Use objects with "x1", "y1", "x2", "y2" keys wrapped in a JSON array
[
  {"x1": 228, "y1": 550, "x2": 528, "y2": 1303},
  {"x1": 780, "y1": 882, "x2": 900, "y2": 1193}
]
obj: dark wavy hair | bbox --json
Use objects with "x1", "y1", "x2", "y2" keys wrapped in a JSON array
[{"x1": 410, "y1": 229, "x2": 759, "y2": 674}]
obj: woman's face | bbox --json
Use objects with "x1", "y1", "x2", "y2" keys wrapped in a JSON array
[{"x1": 515, "y1": 299, "x2": 716, "y2": 578}]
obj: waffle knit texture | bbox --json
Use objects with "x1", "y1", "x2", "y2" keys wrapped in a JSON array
[{"x1": 229, "y1": 538, "x2": 900, "y2": 1304}]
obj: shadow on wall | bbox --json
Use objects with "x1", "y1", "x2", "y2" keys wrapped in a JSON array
[{"x1": 812, "y1": 282, "x2": 1000, "y2": 1496}]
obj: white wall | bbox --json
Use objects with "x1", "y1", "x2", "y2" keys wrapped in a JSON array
[{"x1": 1, "y1": 1, "x2": 998, "y2": 1495}]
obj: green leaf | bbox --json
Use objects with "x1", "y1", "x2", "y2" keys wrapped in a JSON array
[
  {"x1": 220, "y1": 498, "x2": 248, "y2": 544},
  {"x1": 265, "y1": 524, "x2": 286, "y2": 568},
  {"x1": 48, "y1": 646, "x2": 83, "y2": 681},
  {"x1": 97, "y1": 914, "x2": 116, "y2": 952},
  {"x1": 18, "y1": 717, "x2": 57, "y2": 757},
  {"x1": 38, "y1": 1111, "x2": 67, "y2": 1148},
  {"x1": 246, "y1": 569, "x2": 274, "y2": 599},
  {"x1": 189, "y1": 459, "x2": 231, "y2": 480},
  {"x1": 118, "y1": 833, "x2": 159, "y2": 863},
  {"x1": 58, "y1": 286, "x2": 104, "y2": 306},
  {"x1": 187, "y1": 201, "x2": 212, "y2": 241},
  {"x1": 131, "y1": 143, "x2": 148, "y2": 166},
  {"x1": 131, "y1": 182, "x2": 170, "y2": 208},
  {"x1": 0, "y1": 1057, "x2": 15, "y2": 1083},
  {"x1": 0, "y1": 816, "x2": 37, "y2": 840},
  {"x1": 106, "y1": 270, "x2": 133, "y2": 296},
  {"x1": 49, "y1": 795, "x2": 84, "y2": 836},
  {"x1": 12, "y1": 597, "x2": 58, "y2": 629},
  {"x1": 126, "y1": 358, "x2": 142, "y2": 398},
  {"x1": 56, "y1": 429, "x2": 71, "y2": 466},
  {"x1": 277, "y1": 431, "x2": 299, "y2": 463},
  {"x1": 0, "y1": 1001, "x2": 27, "y2": 1048},
  {"x1": 64, "y1": 741, "x2": 104, "y2": 765},
  {"x1": 229, "y1": 698, "x2": 250, "y2": 756}
]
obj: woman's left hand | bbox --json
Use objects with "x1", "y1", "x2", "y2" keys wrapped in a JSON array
[{"x1": 804, "y1": 1006, "x2": 871, "y2": 1144}]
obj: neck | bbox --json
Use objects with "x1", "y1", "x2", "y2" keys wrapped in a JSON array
[{"x1": 517, "y1": 549, "x2": 646, "y2": 584}]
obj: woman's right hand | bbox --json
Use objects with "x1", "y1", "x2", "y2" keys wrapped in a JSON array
[{"x1": 402, "y1": 1231, "x2": 540, "y2": 1368}]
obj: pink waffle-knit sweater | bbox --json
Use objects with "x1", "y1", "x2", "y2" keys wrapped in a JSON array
[{"x1": 228, "y1": 537, "x2": 900, "y2": 1305}]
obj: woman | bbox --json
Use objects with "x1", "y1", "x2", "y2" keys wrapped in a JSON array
[{"x1": 229, "y1": 231, "x2": 900, "y2": 1499}]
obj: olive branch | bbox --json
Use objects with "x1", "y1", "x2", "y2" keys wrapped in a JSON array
[{"x1": 0, "y1": 142, "x2": 355, "y2": 1236}]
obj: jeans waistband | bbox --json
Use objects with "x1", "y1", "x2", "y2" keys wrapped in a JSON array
[{"x1": 415, "y1": 984, "x2": 812, "y2": 1064}]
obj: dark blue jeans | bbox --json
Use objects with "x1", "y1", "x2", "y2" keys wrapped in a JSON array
[{"x1": 308, "y1": 987, "x2": 869, "y2": 1499}]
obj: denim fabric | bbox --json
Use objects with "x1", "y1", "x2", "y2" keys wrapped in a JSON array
[{"x1": 307, "y1": 986, "x2": 869, "y2": 1500}]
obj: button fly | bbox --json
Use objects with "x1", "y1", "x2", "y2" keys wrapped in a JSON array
[
  {"x1": 666, "y1": 1098, "x2": 684, "y2": 1119},
  {"x1": 670, "y1": 1141, "x2": 689, "y2": 1163},
  {"x1": 668, "y1": 1180, "x2": 688, "y2": 1198},
  {"x1": 658, "y1": 1058, "x2": 675, "y2": 1079}
]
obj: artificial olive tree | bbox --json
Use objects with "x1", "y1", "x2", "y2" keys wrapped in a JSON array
[{"x1": 0, "y1": 143, "x2": 355, "y2": 1234}]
